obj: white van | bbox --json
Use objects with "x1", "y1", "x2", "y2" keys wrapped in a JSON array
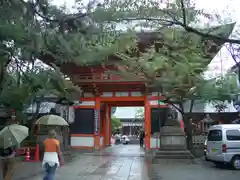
[{"x1": 206, "y1": 124, "x2": 240, "y2": 169}]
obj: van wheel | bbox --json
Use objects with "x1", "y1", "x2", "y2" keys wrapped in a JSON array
[{"x1": 231, "y1": 156, "x2": 240, "y2": 170}]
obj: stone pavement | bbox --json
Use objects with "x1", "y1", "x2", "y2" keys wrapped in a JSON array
[
  {"x1": 13, "y1": 161, "x2": 41, "y2": 180},
  {"x1": 13, "y1": 148, "x2": 93, "y2": 180},
  {"x1": 14, "y1": 145, "x2": 240, "y2": 180},
  {"x1": 84, "y1": 144, "x2": 145, "y2": 157},
  {"x1": 28, "y1": 154, "x2": 150, "y2": 180}
]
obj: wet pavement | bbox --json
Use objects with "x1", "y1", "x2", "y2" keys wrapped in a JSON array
[
  {"x1": 13, "y1": 149, "x2": 89, "y2": 180},
  {"x1": 15, "y1": 145, "x2": 240, "y2": 180},
  {"x1": 84, "y1": 144, "x2": 145, "y2": 157}
]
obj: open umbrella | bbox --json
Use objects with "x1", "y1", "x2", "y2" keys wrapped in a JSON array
[
  {"x1": 35, "y1": 115, "x2": 69, "y2": 126},
  {"x1": 0, "y1": 124, "x2": 29, "y2": 148}
]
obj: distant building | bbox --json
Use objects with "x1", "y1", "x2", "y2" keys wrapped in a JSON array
[
  {"x1": 119, "y1": 118, "x2": 143, "y2": 135},
  {"x1": 113, "y1": 107, "x2": 143, "y2": 135}
]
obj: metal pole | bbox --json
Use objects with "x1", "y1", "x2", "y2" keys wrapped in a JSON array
[
  {"x1": 157, "y1": 91, "x2": 161, "y2": 149},
  {"x1": 130, "y1": 119, "x2": 132, "y2": 136},
  {"x1": 130, "y1": 118, "x2": 135, "y2": 136}
]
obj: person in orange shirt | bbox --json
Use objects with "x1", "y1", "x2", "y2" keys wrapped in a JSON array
[{"x1": 42, "y1": 130, "x2": 63, "y2": 180}]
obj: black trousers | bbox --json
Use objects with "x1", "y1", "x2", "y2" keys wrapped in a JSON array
[{"x1": 140, "y1": 138, "x2": 144, "y2": 146}]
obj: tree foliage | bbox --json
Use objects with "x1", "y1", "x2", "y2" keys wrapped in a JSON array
[
  {"x1": 0, "y1": 0, "x2": 236, "y2": 81},
  {"x1": 111, "y1": 116, "x2": 122, "y2": 133},
  {"x1": 112, "y1": 18, "x2": 233, "y2": 151},
  {"x1": 118, "y1": 23, "x2": 233, "y2": 107},
  {"x1": 199, "y1": 73, "x2": 239, "y2": 113},
  {"x1": 1, "y1": 68, "x2": 79, "y2": 108},
  {"x1": 0, "y1": 0, "x2": 237, "y2": 71},
  {"x1": 135, "y1": 108, "x2": 144, "y2": 119},
  {"x1": 200, "y1": 73, "x2": 238, "y2": 102},
  {"x1": 0, "y1": 65, "x2": 81, "y2": 122}
]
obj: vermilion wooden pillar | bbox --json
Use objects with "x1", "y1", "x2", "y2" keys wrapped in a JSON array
[
  {"x1": 109, "y1": 105, "x2": 112, "y2": 145},
  {"x1": 104, "y1": 104, "x2": 111, "y2": 146},
  {"x1": 103, "y1": 104, "x2": 106, "y2": 146},
  {"x1": 144, "y1": 96, "x2": 151, "y2": 149},
  {"x1": 94, "y1": 96, "x2": 101, "y2": 149},
  {"x1": 102, "y1": 104, "x2": 106, "y2": 147}
]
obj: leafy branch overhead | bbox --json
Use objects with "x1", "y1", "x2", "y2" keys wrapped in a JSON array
[
  {"x1": 116, "y1": 23, "x2": 234, "y2": 103},
  {"x1": 2, "y1": 0, "x2": 235, "y2": 68},
  {"x1": 0, "y1": 0, "x2": 237, "y2": 114},
  {"x1": 199, "y1": 73, "x2": 239, "y2": 103},
  {"x1": 0, "y1": 66, "x2": 81, "y2": 111}
]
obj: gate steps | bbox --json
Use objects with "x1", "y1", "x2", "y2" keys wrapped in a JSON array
[{"x1": 154, "y1": 149, "x2": 193, "y2": 159}]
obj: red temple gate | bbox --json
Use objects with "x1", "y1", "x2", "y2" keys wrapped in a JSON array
[
  {"x1": 54, "y1": 32, "x2": 171, "y2": 150},
  {"x1": 66, "y1": 64, "x2": 170, "y2": 150}
]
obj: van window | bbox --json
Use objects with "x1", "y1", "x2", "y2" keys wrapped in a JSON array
[
  {"x1": 226, "y1": 130, "x2": 240, "y2": 141},
  {"x1": 208, "y1": 130, "x2": 222, "y2": 141}
]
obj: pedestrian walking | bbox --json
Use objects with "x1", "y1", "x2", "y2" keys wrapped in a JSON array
[
  {"x1": 139, "y1": 130, "x2": 145, "y2": 147},
  {"x1": 42, "y1": 130, "x2": 64, "y2": 180},
  {"x1": 0, "y1": 146, "x2": 16, "y2": 180}
]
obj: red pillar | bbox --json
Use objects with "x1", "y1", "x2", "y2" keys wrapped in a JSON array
[
  {"x1": 94, "y1": 96, "x2": 101, "y2": 149},
  {"x1": 144, "y1": 96, "x2": 151, "y2": 149},
  {"x1": 103, "y1": 104, "x2": 107, "y2": 146},
  {"x1": 104, "y1": 104, "x2": 111, "y2": 146},
  {"x1": 109, "y1": 105, "x2": 112, "y2": 145}
]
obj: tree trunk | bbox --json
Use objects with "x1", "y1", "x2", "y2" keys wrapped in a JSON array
[
  {"x1": 29, "y1": 101, "x2": 41, "y2": 138},
  {"x1": 183, "y1": 115, "x2": 193, "y2": 151},
  {"x1": 189, "y1": 100, "x2": 194, "y2": 114},
  {"x1": 170, "y1": 101, "x2": 194, "y2": 151}
]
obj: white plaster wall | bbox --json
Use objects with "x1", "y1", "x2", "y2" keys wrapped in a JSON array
[
  {"x1": 115, "y1": 92, "x2": 129, "y2": 97},
  {"x1": 79, "y1": 101, "x2": 95, "y2": 106},
  {"x1": 101, "y1": 92, "x2": 113, "y2": 97},
  {"x1": 130, "y1": 92, "x2": 142, "y2": 96}
]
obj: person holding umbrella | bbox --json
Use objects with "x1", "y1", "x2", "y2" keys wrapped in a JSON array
[
  {"x1": 35, "y1": 112, "x2": 68, "y2": 179},
  {"x1": 0, "y1": 145, "x2": 17, "y2": 180},
  {"x1": 42, "y1": 130, "x2": 64, "y2": 180},
  {"x1": 0, "y1": 123, "x2": 29, "y2": 180}
]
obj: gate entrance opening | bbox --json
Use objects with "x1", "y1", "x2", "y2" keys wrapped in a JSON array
[
  {"x1": 70, "y1": 92, "x2": 169, "y2": 150},
  {"x1": 102, "y1": 104, "x2": 145, "y2": 147},
  {"x1": 112, "y1": 106, "x2": 144, "y2": 138}
]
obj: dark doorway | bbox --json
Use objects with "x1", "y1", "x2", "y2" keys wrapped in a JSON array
[{"x1": 71, "y1": 108, "x2": 94, "y2": 134}]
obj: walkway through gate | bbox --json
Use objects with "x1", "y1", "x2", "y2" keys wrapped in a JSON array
[{"x1": 84, "y1": 145, "x2": 145, "y2": 157}]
